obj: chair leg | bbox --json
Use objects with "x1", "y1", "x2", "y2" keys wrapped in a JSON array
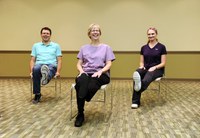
[
  {"x1": 55, "y1": 78, "x2": 61, "y2": 99},
  {"x1": 161, "y1": 78, "x2": 167, "y2": 99},
  {"x1": 30, "y1": 79, "x2": 33, "y2": 101},
  {"x1": 111, "y1": 85, "x2": 113, "y2": 111},
  {"x1": 59, "y1": 78, "x2": 61, "y2": 97},
  {"x1": 103, "y1": 85, "x2": 113, "y2": 123},
  {"x1": 157, "y1": 81, "x2": 161, "y2": 102},
  {"x1": 158, "y1": 81, "x2": 161, "y2": 98},
  {"x1": 103, "y1": 88, "x2": 106, "y2": 122},
  {"x1": 70, "y1": 87, "x2": 73, "y2": 121},
  {"x1": 70, "y1": 86, "x2": 77, "y2": 121},
  {"x1": 55, "y1": 79, "x2": 57, "y2": 97}
]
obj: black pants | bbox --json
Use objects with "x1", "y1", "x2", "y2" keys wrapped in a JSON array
[
  {"x1": 132, "y1": 68, "x2": 164, "y2": 105},
  {"x1": 75, "y1": 73, "x2": 110, "y2": 113}
]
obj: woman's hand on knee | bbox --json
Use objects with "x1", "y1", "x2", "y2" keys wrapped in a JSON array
[{"x1": 92, "y1": 70, "x2": 102, "y2": 78}]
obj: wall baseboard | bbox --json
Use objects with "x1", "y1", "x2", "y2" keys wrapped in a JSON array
[{"x1": 0, "y1": 76, "x2": 200, "y2": 81}]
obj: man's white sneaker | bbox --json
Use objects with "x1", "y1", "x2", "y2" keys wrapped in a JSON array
[
  {"x1": 133, "y1": 71, "x2": 141, "y2": 92},
  {"x1": 41, "y1": 65, "x2": 49, "y2": 85},
  {"x1": 131, "y1": 104, "x2": 139, "y2": 109}
]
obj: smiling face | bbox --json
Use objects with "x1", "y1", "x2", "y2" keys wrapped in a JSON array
[
  {"x1": 88, "y1": 24, "x2": 101, "y2": 40},
  {"x1": 147, "y1": 28, "x2": 158, "y2": 42},
  {"x1": 41, "y1": 29, "x2": 51, "y2": 43}
]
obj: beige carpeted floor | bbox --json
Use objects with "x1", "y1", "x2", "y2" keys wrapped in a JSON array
[{"x1": 0, "y1": 78, "x2": 199, "y2": 138}]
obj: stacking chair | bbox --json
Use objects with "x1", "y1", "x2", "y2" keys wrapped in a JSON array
[
  {"x1": 149, "y1": 77, "x2": 162, "y2": 97},
  {"x1": 30, "y1": 76, "x2": 61, "y2": 101},
  {"x1": 69, "y1": 83, "x2": 113, "y2": 121},
  {"x1": 147, "y1": 74, "x2": 166, "y2": 99}
]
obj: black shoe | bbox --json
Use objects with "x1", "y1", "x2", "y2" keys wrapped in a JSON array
[
  {"x1": 74, "y1": 113, "x2": 85, "y2": 127},
  {"x1": 32, "y1": 94, "x2": 41, "y2": 104}
]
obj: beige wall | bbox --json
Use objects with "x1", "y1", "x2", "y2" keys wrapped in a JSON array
[
  {"x1": 0, "y1": 0, "x2": 200, "y2": 51},
  {"x1": 1, "y1": 51, "x2": 200, "y2": 79},
  {"x1": 0, "y1": 1, "x2": 200, "y2": 79}
]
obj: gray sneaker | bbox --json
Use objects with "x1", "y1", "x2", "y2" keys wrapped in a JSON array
[
  {"x1": 133, "y1": 71, "x2": 141, "y2": 92},
  {"x1": 41, "y1": 65, "x2": 49, "y2": 85}
]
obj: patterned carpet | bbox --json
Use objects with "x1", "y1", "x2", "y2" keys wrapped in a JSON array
[{"x1": 0, "y1": 78, "x2": 199, "y2": 138}]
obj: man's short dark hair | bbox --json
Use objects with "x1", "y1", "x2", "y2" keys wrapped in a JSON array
[{"x1": 40, "y1": 27, "x2": 52, "y2": 35}]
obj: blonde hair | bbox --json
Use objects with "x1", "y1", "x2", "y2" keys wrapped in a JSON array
[
  {"x1": 147, "y1": 27, "x2": 158, "y2": 35},
  {"x1": 147, "y1": 27, "x2": 158, "y2": 43},
  {"x1": 87, "y1": 23, "x2": 101, "y2": 38}
]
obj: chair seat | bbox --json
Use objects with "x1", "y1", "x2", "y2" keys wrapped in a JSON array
[
  {"x1": 72, "y1": 83, "x2": 76, "y2": 88},
  {"x1": 71, "y1": 83, "x2": 107, "y2": 90},
  {"x1": 155, "y1": 77, "x2": 162, "y2": 81},
  {"x1": 100, "y1": 84, "x2": 107, "y2": 89}
]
